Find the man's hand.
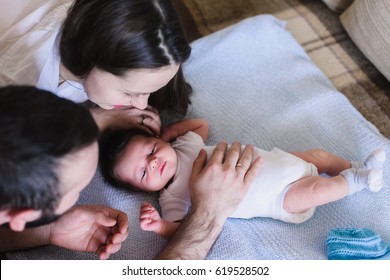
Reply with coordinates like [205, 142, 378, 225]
[49, 205, 129, 260]
[189, 141, 262, 222]
[157, 141, 262, 259]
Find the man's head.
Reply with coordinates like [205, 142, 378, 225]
[0, 86, 100, 231]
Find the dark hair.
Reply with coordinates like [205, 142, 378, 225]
[99, 128, 153, 191]
[60, 0, 192, 116]
[0, 86, 99, 213]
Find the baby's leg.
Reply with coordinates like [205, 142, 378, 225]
[283, 175, 349, 213]
[284, 167, 383, 213]
[290, 149, 350, 176]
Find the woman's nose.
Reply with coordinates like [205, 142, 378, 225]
[131, 95, 150, 110]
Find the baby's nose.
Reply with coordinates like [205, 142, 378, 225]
[148, 157, 158, 169]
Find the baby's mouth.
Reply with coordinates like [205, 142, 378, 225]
[160, 161, 167, 176]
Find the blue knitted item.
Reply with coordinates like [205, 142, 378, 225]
[327, 228, 390, 260]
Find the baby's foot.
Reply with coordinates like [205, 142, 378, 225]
[367, 168, 383, 192]
[365, 148, 386, 169]
[341, 168, 384, 195]
[351, 148, 386, 170]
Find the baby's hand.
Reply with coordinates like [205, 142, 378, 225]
[139, 202, 163, 233]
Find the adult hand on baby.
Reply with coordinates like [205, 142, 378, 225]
[189, 141, 262, 223]
[90, 105, 161, 135]
[156, 142, 262, 259]
[49, 205, 129, 260]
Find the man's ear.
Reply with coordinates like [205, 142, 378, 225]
[6, 209, 42, 232]
[0, 209, 11, 225]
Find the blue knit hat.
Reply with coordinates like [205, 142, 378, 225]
[327, 228, 390, 260]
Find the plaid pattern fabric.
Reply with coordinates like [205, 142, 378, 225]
[173, 0, 390, 138]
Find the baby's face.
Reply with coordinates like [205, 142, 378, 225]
[115, 135, 177, 192]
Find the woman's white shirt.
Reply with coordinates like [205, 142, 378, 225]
[0, 0, 88, 103]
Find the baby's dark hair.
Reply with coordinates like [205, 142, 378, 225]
[99, 128, 154, 191]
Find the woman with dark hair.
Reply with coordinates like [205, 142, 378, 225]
[0, 0, 192, 133]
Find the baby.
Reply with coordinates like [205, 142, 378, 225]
[99, 119, 386, 239]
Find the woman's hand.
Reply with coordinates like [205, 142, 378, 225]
[91, 105, 161, 135]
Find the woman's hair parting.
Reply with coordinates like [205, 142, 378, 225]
[60, 0, 192, 117]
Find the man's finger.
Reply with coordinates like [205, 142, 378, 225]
[224, 141, 241, 168]
[235, 144, 254, 175]
[191, 149, 208, 176]
[207, 141, 228, 165]
[244, 156, 262, 185]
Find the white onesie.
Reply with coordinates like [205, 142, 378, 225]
[159, 131, 318, 224]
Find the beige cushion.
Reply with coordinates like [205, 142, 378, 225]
[340, 0, 390, 81]
[322, 0, 354, 12]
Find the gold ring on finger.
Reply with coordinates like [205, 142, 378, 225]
[236, 163, 248, 172]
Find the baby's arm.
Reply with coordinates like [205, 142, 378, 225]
[139, 202, 180, 239]
[161, 119, 208, 142]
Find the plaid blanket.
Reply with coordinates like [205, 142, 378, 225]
[173, 0, 390, 139]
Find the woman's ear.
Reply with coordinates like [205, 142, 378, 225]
[7, 209, 42, 232]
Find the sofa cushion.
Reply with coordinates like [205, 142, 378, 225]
[340, 0, 390, 81]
